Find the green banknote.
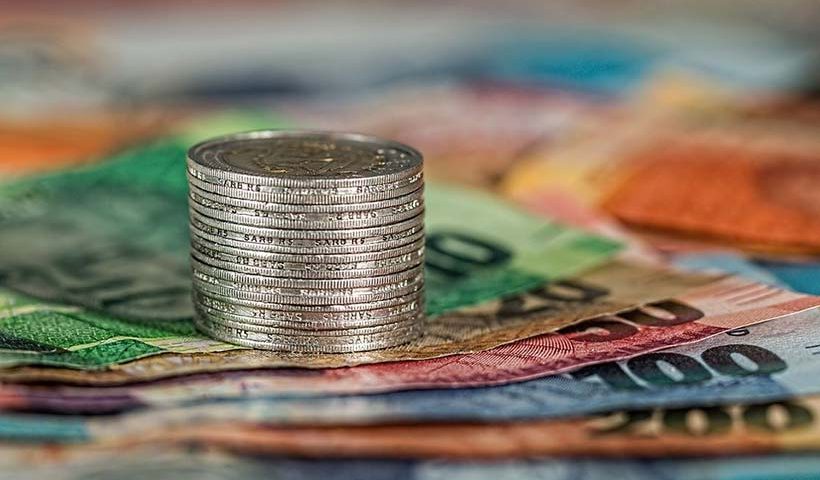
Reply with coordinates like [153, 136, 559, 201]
[0, 115, 620, 369]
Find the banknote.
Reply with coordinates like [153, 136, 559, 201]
[750, 257, 820, 295]
[0, 115, 620, 369]
[513, 188, 661, 265]
[417, 456, 820, 480]
[0, 249, 622, 372]
[4, 446, 820, 480]
[673, 252, 791, 288]
[34, 396, 820, 459]
[171, 394, 820, 459]
[601, 136, 820, 252]
[0, 115, 161, 177]
[673, 252, 820, 295]
[502, 114, 820, 252]
[5, 393, 820, 457]
[3, 304, 819, 434]
[0, 261, 712, 384]
[290, 83, 592, 188]
[1, 273, 816, 414]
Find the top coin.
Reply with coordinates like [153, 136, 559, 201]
[187, 130, 423, 187]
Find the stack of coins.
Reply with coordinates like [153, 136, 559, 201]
[186, 130, 425, 352]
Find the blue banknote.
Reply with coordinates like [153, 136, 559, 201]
[674, 252, 820, 295]
[2, 307, 818, 442]
[10, 453, 820, 480]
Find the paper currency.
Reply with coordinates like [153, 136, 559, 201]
[133, 394, 820, 459]
[4, 303, 819, 428]
[673, 252, 820, 296]
[1, 3, 819, 477]
[4, 447, 820, 480]
[2, 271, 817, 415]
[4, 391, 820, 457]
[0, 261, 708, 380]
[2, 299, 818, 445]
[602, 137, 820, 252]
[0, 118, 620, 368]
[502, 108, 820, 253]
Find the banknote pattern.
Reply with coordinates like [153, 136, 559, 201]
[139, 395, 820, 459]
[0, 124, 620, 369]
[502, 113, 820, 253]
[1, 80, 819, 480]
[0, 261, 705, 375]
[1, 273, 817, 413]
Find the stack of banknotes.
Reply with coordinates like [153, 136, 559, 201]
[1, 0, 819, 476]
[186, 131, 426, 352]
[0, 94, 819, 479]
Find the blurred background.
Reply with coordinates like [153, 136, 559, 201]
[3, 0, 818, 169]
[2, 1, 820, 478]
[4, 0, 820, 259]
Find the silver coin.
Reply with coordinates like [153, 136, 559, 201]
[190, 232, 425, 264]
[192, 288, 423, 313]
[192, 266, 423, 296]
[188, 192, 424, 230]
[189, 182, 423, 213]
[185, 130, 427, 351]
[187, 174, 423, 204]
[193, 290, 423, 328]
[196, 320, 420, 353]
[186, 130, 423, 187]
[189, 208, 423, 240]
[188, 164, 423, 195]
[190, 246, 423, 279]
[195, 307, 421, 336]
[191, 256, 423, 288]
[189, 214, 423, 252]
[193, 271, 424, 299]
[191, 236, 424, 270]
[192, 276, 423, 305]
[195, 318, 422, 346]
[195, 315, 421, 352]
[190, 222, 424, 256]
[196, 312, 417, 342]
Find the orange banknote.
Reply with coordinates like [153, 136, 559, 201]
[503, 104, 820, 252]
[160, 396, 820, 459]
[0, 114, 164, 177]
[603, 136, 820, 251]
